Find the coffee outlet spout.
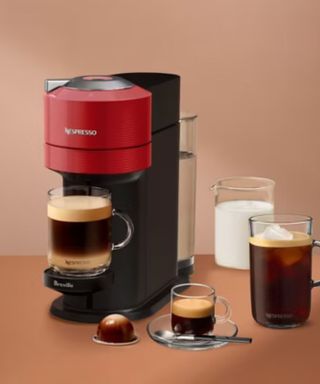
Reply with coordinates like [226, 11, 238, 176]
[43, 73, 192, 323]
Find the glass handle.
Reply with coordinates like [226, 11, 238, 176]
[215, 296, 232, 324]
[312, 240, 320, 287]
[209, 184, 217, 194]
[112, 209, 134, 251]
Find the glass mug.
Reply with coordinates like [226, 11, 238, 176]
[171, 283, 232, 335]
[47, 186, 134, 277]
[249, 214, 320, 328]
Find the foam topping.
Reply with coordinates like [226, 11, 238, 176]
[48, 195, 112, 222]
[250, 230, 312, 248]
[172, 298, 214, 318]
[256, 224, 293, 241]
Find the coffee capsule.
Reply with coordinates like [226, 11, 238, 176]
[93, 314, 139, 345]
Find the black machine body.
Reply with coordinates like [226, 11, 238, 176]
[44, 73, 192, 322]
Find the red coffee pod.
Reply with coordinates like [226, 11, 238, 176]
[94, 314, 138, 345]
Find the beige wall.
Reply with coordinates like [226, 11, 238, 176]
[1, 0, 320, 255]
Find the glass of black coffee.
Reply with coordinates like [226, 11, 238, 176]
[48, 186, 134, 277]
[171, 283, 231, 336]
[249, 214, 320, 328]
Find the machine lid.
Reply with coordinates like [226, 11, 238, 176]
[45, 75, 134, 92]
[115, 73, 180, 133]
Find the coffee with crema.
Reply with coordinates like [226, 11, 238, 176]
[171, 298, 214, 335]
[250, 232, 312, 328]
[48, 195, 112, 276]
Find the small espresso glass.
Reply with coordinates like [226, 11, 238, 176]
[249, 214, 320, 328]
[47, 186, 134, 277]
[171, 283, 231, 336]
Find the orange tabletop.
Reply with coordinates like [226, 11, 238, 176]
[1, 255, 320, 384]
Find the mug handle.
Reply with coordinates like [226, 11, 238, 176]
[112, 209, 134, 251]
[312, 240, 320, 288]
[215, 295, 232, 324]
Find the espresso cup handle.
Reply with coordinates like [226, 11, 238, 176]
[312, 240, 320, 288]
[215, 296, 232, 324]
[112, 209, 134, 251]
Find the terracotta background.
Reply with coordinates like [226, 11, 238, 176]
[1, 0, 320, 256]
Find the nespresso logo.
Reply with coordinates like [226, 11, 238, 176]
[53, 280, 74, 289]
[65, 127, 97, 136]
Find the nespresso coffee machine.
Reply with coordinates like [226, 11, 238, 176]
[43, 73, 191, 322]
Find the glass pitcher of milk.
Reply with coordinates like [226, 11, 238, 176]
[211, 177, 275, 270]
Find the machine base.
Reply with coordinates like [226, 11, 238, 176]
[49, 275, 190, 323]
[178, 256, 195, 278]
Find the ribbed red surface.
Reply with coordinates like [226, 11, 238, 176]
[45, 143, 151, 175]
[44, 81, 151, 174]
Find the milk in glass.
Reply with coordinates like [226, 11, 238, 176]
[215, 200, 274, 269]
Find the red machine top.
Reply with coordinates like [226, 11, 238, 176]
[44, 75, 152, 175]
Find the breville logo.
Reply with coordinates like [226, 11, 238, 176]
[53, 280, 74, 289]
[65, 127, 97, 136]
